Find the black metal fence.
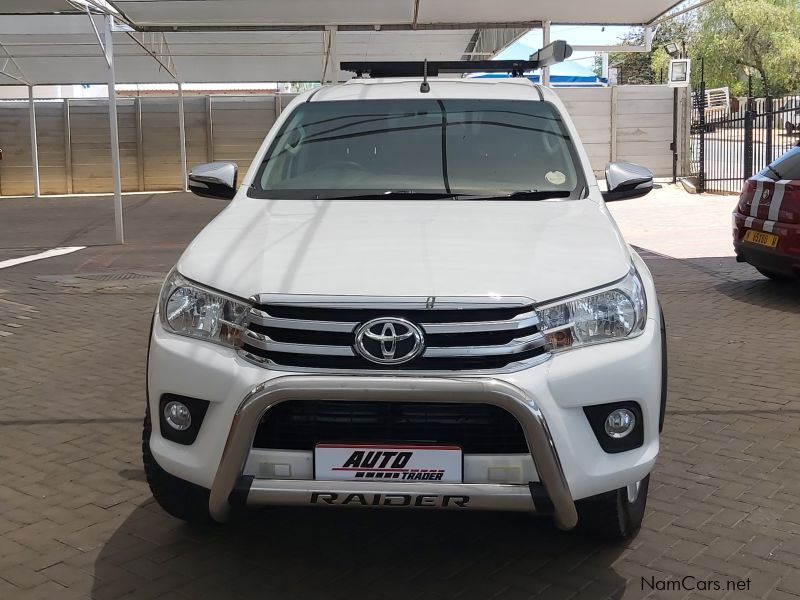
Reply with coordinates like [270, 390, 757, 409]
[692, 71, 800, 194]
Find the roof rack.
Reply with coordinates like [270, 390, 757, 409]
[341, 40, 573, 79]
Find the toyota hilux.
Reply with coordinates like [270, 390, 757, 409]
[144, 50, 666, 541]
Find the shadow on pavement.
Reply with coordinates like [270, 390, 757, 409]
[0, 192, 224, 250]
[91, 502, 629, 599]
[714, 277, 800, 313]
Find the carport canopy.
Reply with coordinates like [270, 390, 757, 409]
[0, 0, 684, 85]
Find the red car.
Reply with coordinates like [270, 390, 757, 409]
[734, 146, 800, 281]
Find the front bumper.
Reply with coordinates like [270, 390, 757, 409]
[734, 241, 800, 277]
[733, 211, 800, 277]
[210, 375, 578, 529]
[148, 317, 661, 525]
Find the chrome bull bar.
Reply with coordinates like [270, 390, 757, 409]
[209, 375, 578, 530]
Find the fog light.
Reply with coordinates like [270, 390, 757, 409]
[164, 400, 192, 431]
[604, 408, 636, 439]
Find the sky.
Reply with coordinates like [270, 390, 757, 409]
[495, 24, 636, 66]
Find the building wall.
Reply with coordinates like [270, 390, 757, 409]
[0, 87, 686, 197]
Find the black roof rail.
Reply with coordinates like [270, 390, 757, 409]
[341, 40, 573, 79]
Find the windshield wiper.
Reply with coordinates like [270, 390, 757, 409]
[466, 190, 572, 201]
[323, 190, 462, 200]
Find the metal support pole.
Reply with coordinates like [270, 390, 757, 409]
[323, 25, 338, 83]
[541, 21, 551, 87]
[134, 97, 145, 191]
[178, 82, 188, 191]
[610, 86, 618, 162]
[743, 75, 754, 181]
[64, 99, 73, 194]
[206, 96, 214, 162]
[765, 95, 773, 166]
[28, 86, 40, 198]
[104, 14, 124, 244]
[601, 53, 609, 83]
[672, 87, 678, 183]
[698, 58, 706, 194]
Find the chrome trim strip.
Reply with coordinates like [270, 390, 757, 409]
[249, 309, 357, 333]
[243, 331, 354, 356]
[253, 294, 534, 310]
[249, 309, 538, 335]
[246, 480, 536, 511]
[237, 349, 551, 375]
[422, 313, 539, 334]
[424, 333, 546, 358]
[208, 376, 577, 530]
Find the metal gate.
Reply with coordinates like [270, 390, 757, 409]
[692, 72, 800, 194]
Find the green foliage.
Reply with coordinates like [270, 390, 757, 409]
[607, 18, 694, 85]
[693, 0, 800, 96]
[604, 1, 800, 96]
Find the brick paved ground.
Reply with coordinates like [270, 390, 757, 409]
[0, 191, 798, 600]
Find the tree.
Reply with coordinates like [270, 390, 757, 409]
[602, 18, 694, 85]
[692, 0, 800, 96]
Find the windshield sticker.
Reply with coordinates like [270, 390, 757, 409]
[545, 171, 567, 185]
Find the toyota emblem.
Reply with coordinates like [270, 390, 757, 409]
[354, 317, 425, 365]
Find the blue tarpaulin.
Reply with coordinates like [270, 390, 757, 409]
[469, 60, 607, 87]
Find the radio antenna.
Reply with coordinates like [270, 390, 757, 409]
[420, 59, 430, 93]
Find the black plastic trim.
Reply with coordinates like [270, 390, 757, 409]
[229, 475, 254, 507]
[529, 482, 554, 514]
[734, 241, 800, 277]
[158, 394, 210, 446]
[583, 401, 644, 454]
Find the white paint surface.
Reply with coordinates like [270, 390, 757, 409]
[0, 246, 86, 270]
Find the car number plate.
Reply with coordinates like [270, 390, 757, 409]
[314, 443, 462, 483]
[744, 229, 779, 248]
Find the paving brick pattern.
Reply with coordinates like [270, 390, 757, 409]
[0, 194, 799, 599]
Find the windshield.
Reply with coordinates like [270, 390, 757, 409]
[249, 99, 584, 200]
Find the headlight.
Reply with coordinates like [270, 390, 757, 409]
[536, 267, 647, 352]
[158, 269, 250, 348]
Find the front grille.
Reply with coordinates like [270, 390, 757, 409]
[253, 401, 529, 454]
[240, 296, 549, 372]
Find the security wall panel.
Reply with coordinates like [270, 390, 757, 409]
[209, 97, 276, 174]
[557, 88, 613, 174]
[140, 98, 183, 191]
[615, 86, 682, 176]
[0, 103, 35, 196]
[68, 100, 138, 193]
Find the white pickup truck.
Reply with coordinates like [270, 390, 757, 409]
[144, 52, 666, 541]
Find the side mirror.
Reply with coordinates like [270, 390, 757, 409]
[602, 162, 653, 202]
[188, 162, 238, 200]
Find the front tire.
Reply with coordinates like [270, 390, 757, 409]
[142, 409, 212, 523]
[575, 475, 650, 541]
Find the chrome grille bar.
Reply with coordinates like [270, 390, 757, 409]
[241, 295, 549, 373]
[249, 308, 357, 333]
[421, 312, 539, 334]
[424, 333, 547, 357]
[244, 330, 355, 356]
